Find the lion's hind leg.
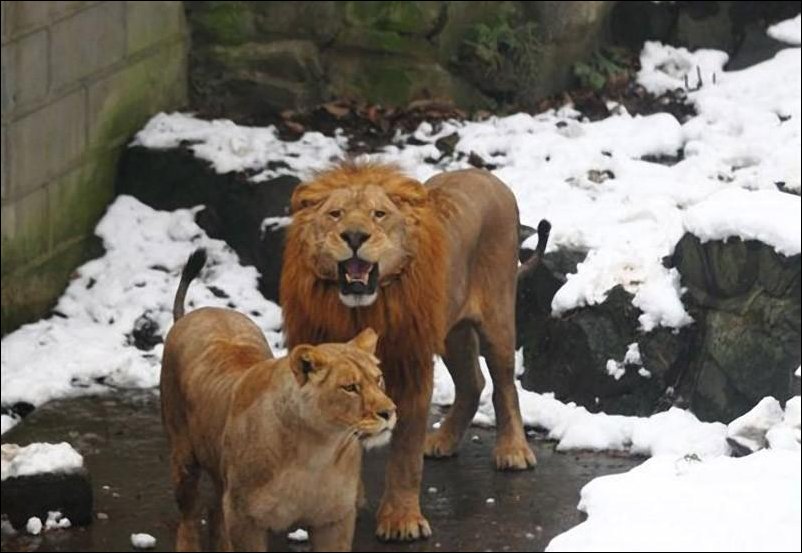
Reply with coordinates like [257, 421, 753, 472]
[170, 445, 203, 551]
[424, 322, 484, 458]
[479, 322, 536, 471]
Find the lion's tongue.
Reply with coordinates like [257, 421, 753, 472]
[345, 259, 372, 283]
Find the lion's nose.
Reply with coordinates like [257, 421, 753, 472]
[377, 409, 394, 421]
[341, 231, 370, 251]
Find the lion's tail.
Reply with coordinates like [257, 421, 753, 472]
[517, 219, 551, 279]
[173, 248, 207, 321]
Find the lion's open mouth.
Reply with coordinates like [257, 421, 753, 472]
[337, 258, 378, 306]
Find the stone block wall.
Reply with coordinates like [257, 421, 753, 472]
[1, 1, 188, 334]
[185, 1, 614, 118]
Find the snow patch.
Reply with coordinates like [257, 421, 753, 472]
[1, 442, 83, 481]
[287, 529, 309, 542]
[768, 14, 802, 45]
[131, 533, 157, 549]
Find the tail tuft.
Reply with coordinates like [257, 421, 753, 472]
[518, 219, 551, 279]
[173, 248, 207, 321]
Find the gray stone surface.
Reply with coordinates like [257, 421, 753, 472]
[125, 0, 185, 55]
[2, 0, 188, 335]
[6, 30, 49, 107]
[8, 89, 86, 195]
[50, 1, 126, 89]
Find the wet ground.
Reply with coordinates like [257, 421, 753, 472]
[1, 391, 640, 552]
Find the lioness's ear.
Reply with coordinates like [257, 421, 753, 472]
[289, 345, 316, 386]
[290, 183, 329, 213]
[349, 328, 378, 354]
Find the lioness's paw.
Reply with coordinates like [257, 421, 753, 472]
[493, 442, 537, 470]
[424, 432, 459, 458]
[376, 509, 432, 542]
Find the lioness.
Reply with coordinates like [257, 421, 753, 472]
[161, 248, 396, 552]
[281, 162, 550, 541]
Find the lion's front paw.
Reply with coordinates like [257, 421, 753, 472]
[424, 431, 459, 458]
[494, 441, 537, 470]
[376, 504, 432, 542]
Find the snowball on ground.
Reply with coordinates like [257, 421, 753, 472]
[131, 533, 157, 549]
[287, 529, 309, 542]
[26, 517, 42, 536]
[546, 449, 802, 552]
[768, 14, 802, 45]
[44, 511, 71, 530]
[1, 442, 83, 481]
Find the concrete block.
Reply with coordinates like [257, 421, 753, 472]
[51, 2, 125, 90]
[7, 29, 49, 108]
[8, 89, 86, 196]
[87, 42, 186, 147]
[1, 186, 49, 275]
[126, 0, 185, 55]
[49, 156, 115, 245]
[6, 1, 50, 37]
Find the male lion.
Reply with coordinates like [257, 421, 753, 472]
[161, 249, 396, 552]
[281, 162, 550, 541]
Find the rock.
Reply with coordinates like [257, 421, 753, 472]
[518, 232, 800, 421]
[726, 396, 784, 454]
[250, 2, 344, 45]
[117, 146, 301, 302]
[672, 233, 800, 422]
[1, 470, 93, 529]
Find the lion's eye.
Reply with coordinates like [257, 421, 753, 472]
[342, 383, 359, 393]
[329, 209, 343, 220]
[373, 210, 386, 220]
[377, 376, 385, 390]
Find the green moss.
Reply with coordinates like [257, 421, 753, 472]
[336, 27, 434, 58]
[1, 236, 102, 335]
[191, 1, 255, 46]
[572, 47, 630, 91]
[344, 1, 441, 35]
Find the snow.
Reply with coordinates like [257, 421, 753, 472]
[768, 14, 801, 45]
[260, 216, 293, 237]
[546, 449, 802, 552]
[44, 511, 71, 530]
[287, 528, 309, 542]
[623, 343, 641, 366]
[727, 396, 785, 452]
[26, 517, 42, 536]
[1, 442, 83, 481]
[131, 533, 157, 549]
[605, 359, 626, 381]
[434, 354, 731, 458]
[132, 112, 347, 179]
[1, 415, 19, 435]
[1, 196, 283, 414]
[684, 188, 801, 255]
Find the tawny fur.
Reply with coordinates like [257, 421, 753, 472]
[161, 252, 395, 552]
[280, 162, 537, 542]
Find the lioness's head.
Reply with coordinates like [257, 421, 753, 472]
[289, 162, 428, 308]
[289, 328, 396, 449]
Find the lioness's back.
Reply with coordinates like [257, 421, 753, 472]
[161, 307, 273, 472]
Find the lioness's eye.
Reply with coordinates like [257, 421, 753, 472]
[329, 209, 343, 220]
[342, 383, 359, 393]
[373, 210, 386, 220]
[377, 376, 385, 390]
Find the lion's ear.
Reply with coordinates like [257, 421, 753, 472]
[387, 178, 428, 208]
[290, 183, 329, 213]
[349, 327, 378, 355]
[289, 345, 317, 386]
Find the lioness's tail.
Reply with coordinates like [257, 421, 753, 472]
[173, 248, 207, 321]
[517, 219, 551, 279]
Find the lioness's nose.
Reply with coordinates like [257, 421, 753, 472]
[377, 409, 394, 421]
[341, 231, 370, 251]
